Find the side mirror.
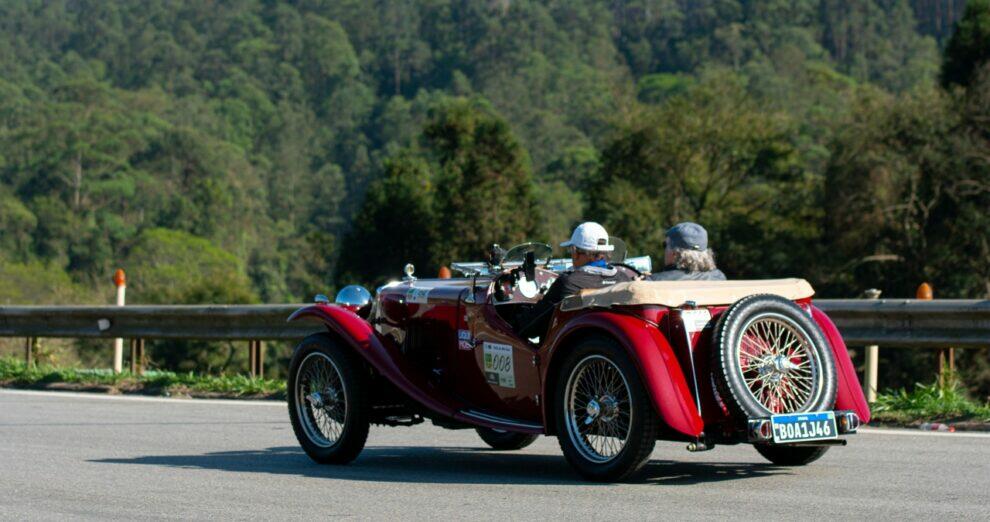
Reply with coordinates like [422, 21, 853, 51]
[523, 251, 536, 282]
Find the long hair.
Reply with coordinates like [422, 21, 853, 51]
[672, 248, 718, 272]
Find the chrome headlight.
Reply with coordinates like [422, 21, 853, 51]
[334, 285, 372, 307]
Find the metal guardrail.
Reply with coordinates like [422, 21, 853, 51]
[0, 304, 321, 341]
[815, 299, 990, 348]
[0, 304, 324, 378]
[2, 299, 988, 381]
[2, 300, 989, 346]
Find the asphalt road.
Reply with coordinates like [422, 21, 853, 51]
[1, 389, 988, 520]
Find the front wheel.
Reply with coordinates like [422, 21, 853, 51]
[554, 336, 658, 482]
[476, 428, 538, 450]
[755, 444, 830, 466]
[287, 334, 370, 464]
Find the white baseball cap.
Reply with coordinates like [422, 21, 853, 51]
[560, 222, 614, 252]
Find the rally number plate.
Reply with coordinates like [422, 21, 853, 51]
[771, 411, 838, 443]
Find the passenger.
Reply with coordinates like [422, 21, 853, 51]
[515, 222, 632, 340]
[650, 222, 727, 281]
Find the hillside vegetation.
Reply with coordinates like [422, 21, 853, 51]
[1, 0, 988, 392]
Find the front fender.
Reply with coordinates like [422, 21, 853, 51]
[811, 306, 871, 423]
[288, 304, 462, 418]
[542, 311, 704, 437]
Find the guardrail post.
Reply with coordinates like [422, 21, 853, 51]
[24, 337, 35, 368]
[129, 339, 145, 375]
[864, 345, 879, 403]
[916, 282, 952, 386]
[861, 289, 881, 403]
[113, 269, 126, 374]
[249, 340, 264, 379]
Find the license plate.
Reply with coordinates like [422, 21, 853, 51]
[771, 411, 838, 443]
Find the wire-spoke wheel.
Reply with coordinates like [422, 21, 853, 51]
[565, 355, 632, 463]
[288, 334, 369, 464]
[713, 295, 837, 421]
[297, 352, 347, 447]
[555, 336, 657, 482]
[712, 296, 837, 467]
[737, 314, 821, 414]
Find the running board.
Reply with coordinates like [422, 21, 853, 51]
[457, 409, 544, 433]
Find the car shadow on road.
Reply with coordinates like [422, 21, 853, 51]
[90, 445, 790, 486]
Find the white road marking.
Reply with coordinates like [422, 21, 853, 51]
[0, 388, 284, 406]
[859, 426, 990, 439]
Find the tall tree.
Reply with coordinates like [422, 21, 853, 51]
[941, 0, 990, 88]
[823, 87, 968, 297]
[591, 71, 814, 277]
[337, 154, 437, 286]
[425, 98, 539, 265]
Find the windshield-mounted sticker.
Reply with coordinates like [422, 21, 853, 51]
[483, 342, 515, 388]
[406, 287, 430, 304]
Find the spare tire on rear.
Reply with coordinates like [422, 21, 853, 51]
[711, 295, 837, 420]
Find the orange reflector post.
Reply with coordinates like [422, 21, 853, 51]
[916, 282, 932, 300]
[113, 268, 126, 287]
[438, 266, 452, 279]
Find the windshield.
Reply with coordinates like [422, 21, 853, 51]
[609, 236, 628, 263]
[504, 242, 553, 264]
[450, 240, 650, 277]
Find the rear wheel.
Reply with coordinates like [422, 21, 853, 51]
[288, 334, 370, 464]
[476, 428, 538, 450]
[755, 445, 829, 466]
[554, 336, 658, 482]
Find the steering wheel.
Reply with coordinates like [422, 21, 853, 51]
[613, 262, 644, 279]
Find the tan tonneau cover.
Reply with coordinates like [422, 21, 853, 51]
[559, 278, 814, 311]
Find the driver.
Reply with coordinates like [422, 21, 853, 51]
[515, 222, 632, 340]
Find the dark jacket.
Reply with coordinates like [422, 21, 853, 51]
[649, 264, 727, 281]
[515, 264, 633, 340]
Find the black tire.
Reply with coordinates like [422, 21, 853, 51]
[554, 335, 658, 482]
[476, 428, 539, 450]
[711, 295, 837, 420]
[287, 333, 370, 464]
[755, 444, 830, 466]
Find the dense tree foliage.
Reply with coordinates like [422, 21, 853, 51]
[941, 0, 990, 87]
[1, 1, 988, 391]
[592, 73, 820, 280]
[0, 0, 969, 300]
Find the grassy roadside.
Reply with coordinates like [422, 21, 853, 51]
[0, 357, 285, 400]
[3, 357, 989, 430]
[870, 375, 990, 430]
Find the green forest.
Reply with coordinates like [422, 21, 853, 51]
[1, 1, 988, 388]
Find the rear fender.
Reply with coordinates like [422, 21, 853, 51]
[810, 305, 871, 423]
[542, 311, 704, 437]
[288, 304, 462, 417]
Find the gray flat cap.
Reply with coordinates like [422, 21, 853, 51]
[665, 222, 708, 251]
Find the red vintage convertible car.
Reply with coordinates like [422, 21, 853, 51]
[286, 243, 870, 481]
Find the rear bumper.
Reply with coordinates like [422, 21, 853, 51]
[747, 410, 861, 443]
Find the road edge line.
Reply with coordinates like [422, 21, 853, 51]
[0, 387, 285, 406]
